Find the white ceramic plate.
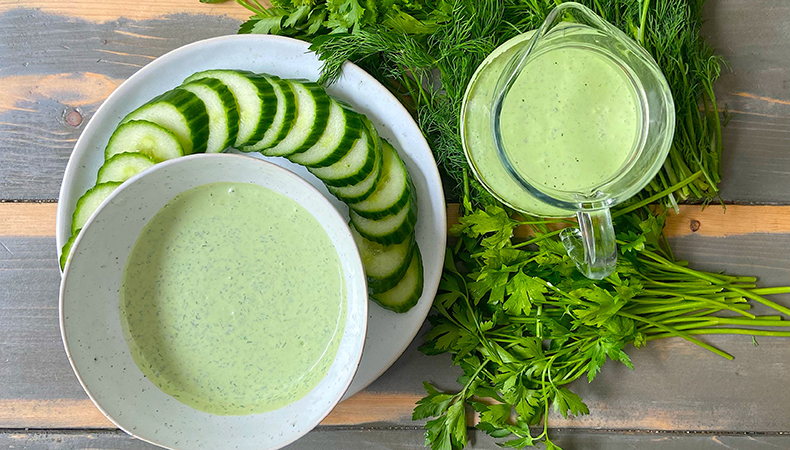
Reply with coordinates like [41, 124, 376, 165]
[56, 34, 446, 398]
[61, 154, 368, 450]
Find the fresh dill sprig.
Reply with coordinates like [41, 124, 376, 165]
[226, 0, 726, 207]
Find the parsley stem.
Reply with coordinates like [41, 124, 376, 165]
[639, 250, 790, 316]
[625, 300, 751, 316]
[613, 171, 703, 218]
[511, 229, 565, 249]
[644, 307, 723, 324]
[729, 287, 790, 316]
[660, 315, 785, 325]
[635, 290, 755, 318]
[647, 329, 790, 340]
[515, 218, 573, 226]
[618, 312, 733, 360]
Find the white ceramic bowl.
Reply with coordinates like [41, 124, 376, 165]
[59, 154, 368, 450]
[56, 35, 446, 398]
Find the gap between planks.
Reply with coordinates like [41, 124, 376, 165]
[0, 203, 787, 238]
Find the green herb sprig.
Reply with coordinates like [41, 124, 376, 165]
[215, 0, 726, 208]
[415, 183, 789, 449]
[194, 1, 790, 449]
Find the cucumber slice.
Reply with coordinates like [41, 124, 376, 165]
[239, 76, 297, 151]
[350, 139, 412, 219]
[59, 230, 79, 270]
[184, 70, 279, 147]
[121, 89, 209, 154]
[288, 100, 363, 167]
[104, 120, 184, 162]
[257, 81, 330, 157]
[370, 246, 424, 313]
[179, 78, 239, 153]
[309, 118, 379, 187]
[350, 192, 417, 245]
[71, 182, 121, 234]
[97, 153, 156, 184]
[326, 138, 382, 204]
[352, 225, 416, 294]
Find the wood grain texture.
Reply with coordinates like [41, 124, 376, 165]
[0, 0, 788, 201]
[446, 204, 790, 239]
[0, 203, 57, 236]
[0, 0, 788, 445]
[660, 205, 790, 237]
[703, 0, 790, 203]
[2, 203, 787, 238]
[0, 393, 425, 429]
[1, 234, 787, 431]
[0, 0, 251, 22]
[0, 9, 240, 199]
[1, 429, 788, 450]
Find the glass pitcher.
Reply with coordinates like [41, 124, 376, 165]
[484, 2, 674, 279]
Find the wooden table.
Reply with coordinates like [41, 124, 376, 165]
[1, 1, 788, 448]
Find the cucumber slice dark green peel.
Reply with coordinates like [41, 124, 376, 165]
[350, 190, 417, 246]
[104, 120, 184, 162]
[97, 152, 157, 184]
[180, 77, 240, 152]
[121, 89, 209, 154]
[370, 245, 424, 313]
[350, 139, 413, 220]
[326, 139, 383, 204]
[59, 230, 80, 271]
[352, 224, 416, 295]
[240, 76, 297, 151]
[288, 102, 364, 168]
[261, 81, 331, 157]
[183, 70, 279, 148]
[70, 182, 122, 235]
[311, 118, 380, 187]
[238, 73, 279, 146]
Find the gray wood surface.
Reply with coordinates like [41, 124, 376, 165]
[704, 0, 790, 204]
[0, 0, 788, 448]
[0, 0, 788, 201]
[1, 235, 788, 432]
[0, 429, 787, 450]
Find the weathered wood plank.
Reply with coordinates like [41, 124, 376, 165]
[445, 204, 790, 239]
[0, 203, 57, 236]
[702, 0, 790, 203]
[1, 234, 787, 431]
[0, 0, 251, 22]
[0, 0, 788, 201]
[1, 428, 788, 450]
[2, 203, 789, 238]
[0, 8, 241, 200]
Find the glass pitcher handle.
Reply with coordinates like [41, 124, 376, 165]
[559, 208, 617, 280]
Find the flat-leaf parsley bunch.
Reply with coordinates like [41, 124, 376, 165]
[416, 183, 789, 449]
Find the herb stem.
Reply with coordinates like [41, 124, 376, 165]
[512, 229, 565, 249]
[647, 329, 790, 340]
[618, 312, 733, 360]
[613, 171, 703, 218]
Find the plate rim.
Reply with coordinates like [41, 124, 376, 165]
[55, 33, 446, 405]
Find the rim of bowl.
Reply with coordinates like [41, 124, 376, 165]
[55, 32, 446, 402]
[59, 152, 369, 450]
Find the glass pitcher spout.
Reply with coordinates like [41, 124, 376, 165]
[484, 1, 674, 280]
[560, 207, 617, 280]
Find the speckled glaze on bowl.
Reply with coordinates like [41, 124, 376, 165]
[56, 34, 446, 400]
[59, 154, 368, 450]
